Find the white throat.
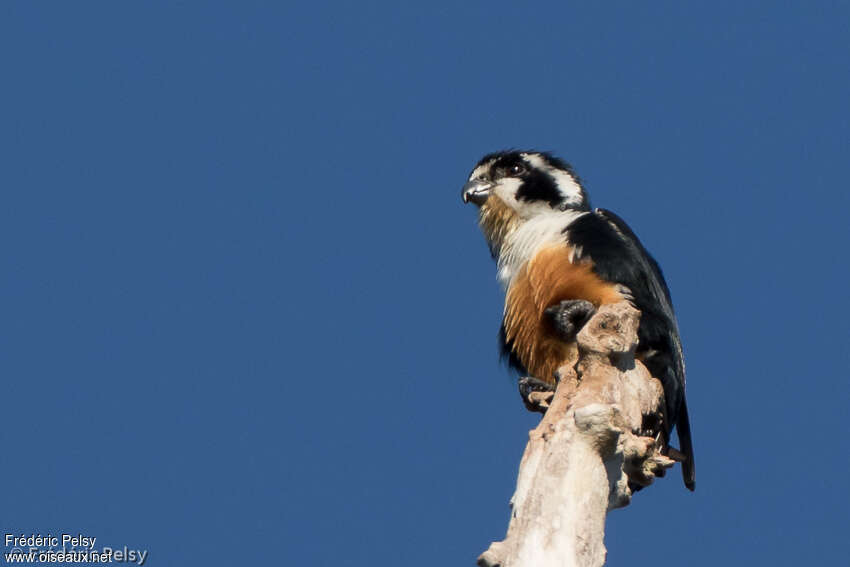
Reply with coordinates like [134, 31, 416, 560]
[497, 210, 588, 288]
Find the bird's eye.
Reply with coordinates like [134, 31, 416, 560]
[509, 164, 526, 176]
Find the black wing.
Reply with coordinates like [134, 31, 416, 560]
[568, 208, 695, 490]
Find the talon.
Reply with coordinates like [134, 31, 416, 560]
[545, 299, 596, 340]
[518, 376, 555, 414]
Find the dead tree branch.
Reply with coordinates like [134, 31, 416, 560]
[478, 302, 674, 567]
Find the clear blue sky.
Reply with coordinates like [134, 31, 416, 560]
[2, 2, 849, 565]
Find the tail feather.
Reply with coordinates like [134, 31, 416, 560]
[676, 397, 695, 491]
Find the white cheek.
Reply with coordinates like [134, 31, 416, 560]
[493, 178, 523, 206]
[494, 178, 554, 218]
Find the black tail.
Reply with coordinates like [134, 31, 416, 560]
[676, 397, 696, 491]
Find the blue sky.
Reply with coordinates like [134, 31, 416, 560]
[2, 2, 849, 565]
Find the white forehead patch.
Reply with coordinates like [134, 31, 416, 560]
[469, 160, 496, 180]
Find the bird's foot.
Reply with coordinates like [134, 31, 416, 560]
[545, 299, 597, 340]
[518, 376, 556, 414]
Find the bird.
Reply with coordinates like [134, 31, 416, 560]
[461, 150, 695, 490]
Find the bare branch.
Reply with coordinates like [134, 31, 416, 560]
[478, 302, 673, 567]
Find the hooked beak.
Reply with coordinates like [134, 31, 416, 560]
[461, 178, 493, 206]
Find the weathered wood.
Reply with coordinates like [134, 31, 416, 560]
[478, 302, 674, 567]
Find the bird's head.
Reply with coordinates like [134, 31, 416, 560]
[461, 150, 589, 217]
